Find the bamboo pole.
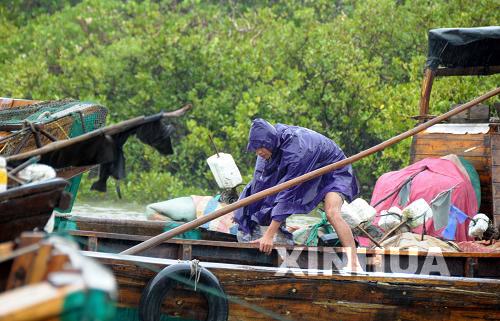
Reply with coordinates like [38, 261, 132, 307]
[6, 104, 192, 163]
[121, 87, 499, 255]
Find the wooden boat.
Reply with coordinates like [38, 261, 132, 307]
[0, 97, 109, 213]
[84, 250, 500, 321]
[0, 98, 188, 205]
[4, 103, 191, 194]
[0, 178, 71, 242]
[0, 232, 116, 321]
[0, 97, 108, 180]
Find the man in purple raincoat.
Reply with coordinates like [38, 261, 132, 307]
[234, 118, 361, 270]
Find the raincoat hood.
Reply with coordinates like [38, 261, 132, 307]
[246, 118, 278, 152]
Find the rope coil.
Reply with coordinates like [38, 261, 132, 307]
[190, 259, 202, 291]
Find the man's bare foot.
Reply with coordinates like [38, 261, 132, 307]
[343, 259, 364, 273]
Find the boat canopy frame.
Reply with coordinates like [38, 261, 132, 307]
[418, 27, 500, 121]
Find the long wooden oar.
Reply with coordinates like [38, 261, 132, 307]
[121, 87, 499, 255]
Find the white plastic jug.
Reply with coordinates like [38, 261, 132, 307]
[468, 213, 489, 239]
[350, 198, 377, 223]
[379, 206, 403, 231]
[402, 199, 433, 228]
[207, 153, 243, 189]
[340, 198, 376, 228]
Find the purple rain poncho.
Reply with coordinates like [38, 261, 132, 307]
[234, 119, 359, 234]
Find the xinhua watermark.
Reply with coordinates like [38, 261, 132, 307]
[273, 247, 451, 276]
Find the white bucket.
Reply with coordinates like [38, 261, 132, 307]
[207, 153, 243, 189]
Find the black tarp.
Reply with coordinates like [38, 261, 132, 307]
[426, 27, 500, 70]
[36, 112, 174, 192]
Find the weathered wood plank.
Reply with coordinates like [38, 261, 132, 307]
[45, 254, 69, 277]
[492, 134, 500, 223]
[414, 132, 488, 142]
[411, 154, 490, 178]
[493, 149, 500, 166]
[494, 183, 500, 203]
[69, 231, 500, 279]
[70, 230, 500, 258]
[27, 244, 53, 284]
[494, 215, 500, 227]
[5, 235, 43, 290]
[493, 165, 500, 183]
[495, 199, 500, 215]
[492, 133, 500, 150]
[412, 142, 489, 157]
[87, 252, 500, 321]
[0, 179, 69, 243]
[0, 282, 76, 321]
[493, 183, 500, 219]
[60, 215, 237, 242]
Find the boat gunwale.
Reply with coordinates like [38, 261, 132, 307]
[82, 250, 500, 287]
[70, 230, 500, 258]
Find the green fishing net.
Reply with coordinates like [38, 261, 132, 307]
[0, 99, 108, 211]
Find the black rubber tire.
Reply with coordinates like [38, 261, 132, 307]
[139, 263, 229, 321]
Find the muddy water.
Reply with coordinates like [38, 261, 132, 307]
[67, 200, 149, 220]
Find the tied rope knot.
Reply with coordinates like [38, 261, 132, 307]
[189, 259, 202, 291]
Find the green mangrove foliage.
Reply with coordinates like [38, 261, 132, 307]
[1, 0, 498, 203]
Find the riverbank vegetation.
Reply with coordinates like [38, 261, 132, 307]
[1, 0, 498, 204]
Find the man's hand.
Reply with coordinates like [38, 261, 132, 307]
[251, 235, 274, 254]
[250, 220, 281, 255]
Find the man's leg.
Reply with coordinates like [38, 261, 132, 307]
[324, 192, 362, 271]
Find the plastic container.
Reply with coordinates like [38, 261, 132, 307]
[0, 157, 6, 192]
[207, 153, 243, 189]
[340, 198, 376, 228]
[402, 199, 433, 228]
[350, 198, 377, 223]
[379, 206, 403, 231]
[340, 202, 362, 228]
[468, 213, 489, 239]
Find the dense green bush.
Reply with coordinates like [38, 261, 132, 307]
[1, 0, 498, 204]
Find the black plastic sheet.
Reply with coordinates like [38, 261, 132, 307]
[426, 27, 500, 69]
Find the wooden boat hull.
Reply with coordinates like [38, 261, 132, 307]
[55, 215, 237, 242]
[85, 251, 500, 321]
[0, 178, 70, 242]
[70, 230, 500, 279]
